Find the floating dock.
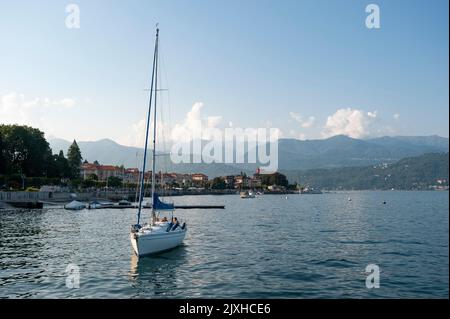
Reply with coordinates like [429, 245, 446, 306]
[87, 204, 225, 210]
[174, 205, 225, 209]
[4, 201, 44, 209]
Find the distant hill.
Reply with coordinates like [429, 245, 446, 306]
[49, 135, 449, 177]
[277, 135, 448, 170]
[368, 135, 449, 155]
[283, 152, 449, 190]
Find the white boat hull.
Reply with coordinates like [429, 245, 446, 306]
[130, 228, 186, 256]
[64, 200, 86, 210]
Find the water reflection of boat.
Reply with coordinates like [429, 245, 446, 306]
[128, 246, 187, 294]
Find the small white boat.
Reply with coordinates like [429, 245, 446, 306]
[301, 187, 323, 194]
[88, 201, 103, 209]
[88, 200, 111, 209]
[118, 199, 132, 206]
[64, 200, 86, 210]
[240, 190, 255, 199]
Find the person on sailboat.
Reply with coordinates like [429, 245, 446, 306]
[172, 217, 180, 231]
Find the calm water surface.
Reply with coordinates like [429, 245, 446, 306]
[0, 191, 448, 298]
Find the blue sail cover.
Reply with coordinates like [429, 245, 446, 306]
[153, 193, 174, 210]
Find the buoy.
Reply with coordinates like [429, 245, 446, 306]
[348, 197, 352, 201]
[382, 201, 386, 204]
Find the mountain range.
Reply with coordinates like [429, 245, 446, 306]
[49, 135, 449, 177]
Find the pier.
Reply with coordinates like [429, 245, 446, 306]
[174, 205, 225, 209]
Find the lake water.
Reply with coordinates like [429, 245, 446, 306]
[0, 191, 448, 298]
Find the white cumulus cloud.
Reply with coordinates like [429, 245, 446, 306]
[0, 92, 76, 131]
[289, 112, 316, 128]
[121, 102, 284, 147]
[171, 102, 223, 142]
[118, 117, 173, 148]
[322, 108, 379, 139]
[367, 110, 378, 118]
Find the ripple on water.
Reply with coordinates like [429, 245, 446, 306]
[0, 191, 448, 298]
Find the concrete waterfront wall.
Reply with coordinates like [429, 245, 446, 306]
[0, 191, 72, 202]
[0, 191, 130, 203]
[1, 191, 51, 201]
[1, 189, 293, 204]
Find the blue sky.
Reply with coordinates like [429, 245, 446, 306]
[0, 0, 448, 146]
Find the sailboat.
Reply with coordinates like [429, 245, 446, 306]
[130, 26, 187, 256]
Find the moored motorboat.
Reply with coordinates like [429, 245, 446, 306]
[240, 190, 255, 198]
[118, 199, 132, 206]
[88, 201, 103, 209]
[64, 200, 86, 210]
[300, 187, 323, 194]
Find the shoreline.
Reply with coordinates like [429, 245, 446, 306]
[1, 188, 447, 203]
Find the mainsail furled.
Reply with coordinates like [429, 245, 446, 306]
[152, 193, 174, 211]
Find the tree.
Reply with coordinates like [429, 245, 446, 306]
[0, 132, 6, 174]
[261, 172, 288, 187]
[81, 179, 95, 188]
[67, 140, 82, 179]
[107, 176, 122, 187]
[47, 150, 71, 178]
[87, 173, 98, 181]
[0, 124, 52, 176]
[210, 177, 226, 189]
[57, 150, 71, 178]
[93, 160, 100, 165]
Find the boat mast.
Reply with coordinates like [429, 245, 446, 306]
[150, 26, 159, 225]
[136, 26, 159, 226]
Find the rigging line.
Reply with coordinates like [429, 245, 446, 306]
[136, 27, 158, 226]
[160, 41, 173, 155]
[158, 55, 166, 192]
[160, 61, 171, 193]
[159, 40, 174, 203]
[134, 151, 140, 204]
[158, 38, 173, 202]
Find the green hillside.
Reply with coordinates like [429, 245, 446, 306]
[284, 153, 449, 190]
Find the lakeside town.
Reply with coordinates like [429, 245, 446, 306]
[78, 161, 294, 192]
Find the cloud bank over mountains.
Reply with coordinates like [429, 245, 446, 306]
[1, 92, 408, 147]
